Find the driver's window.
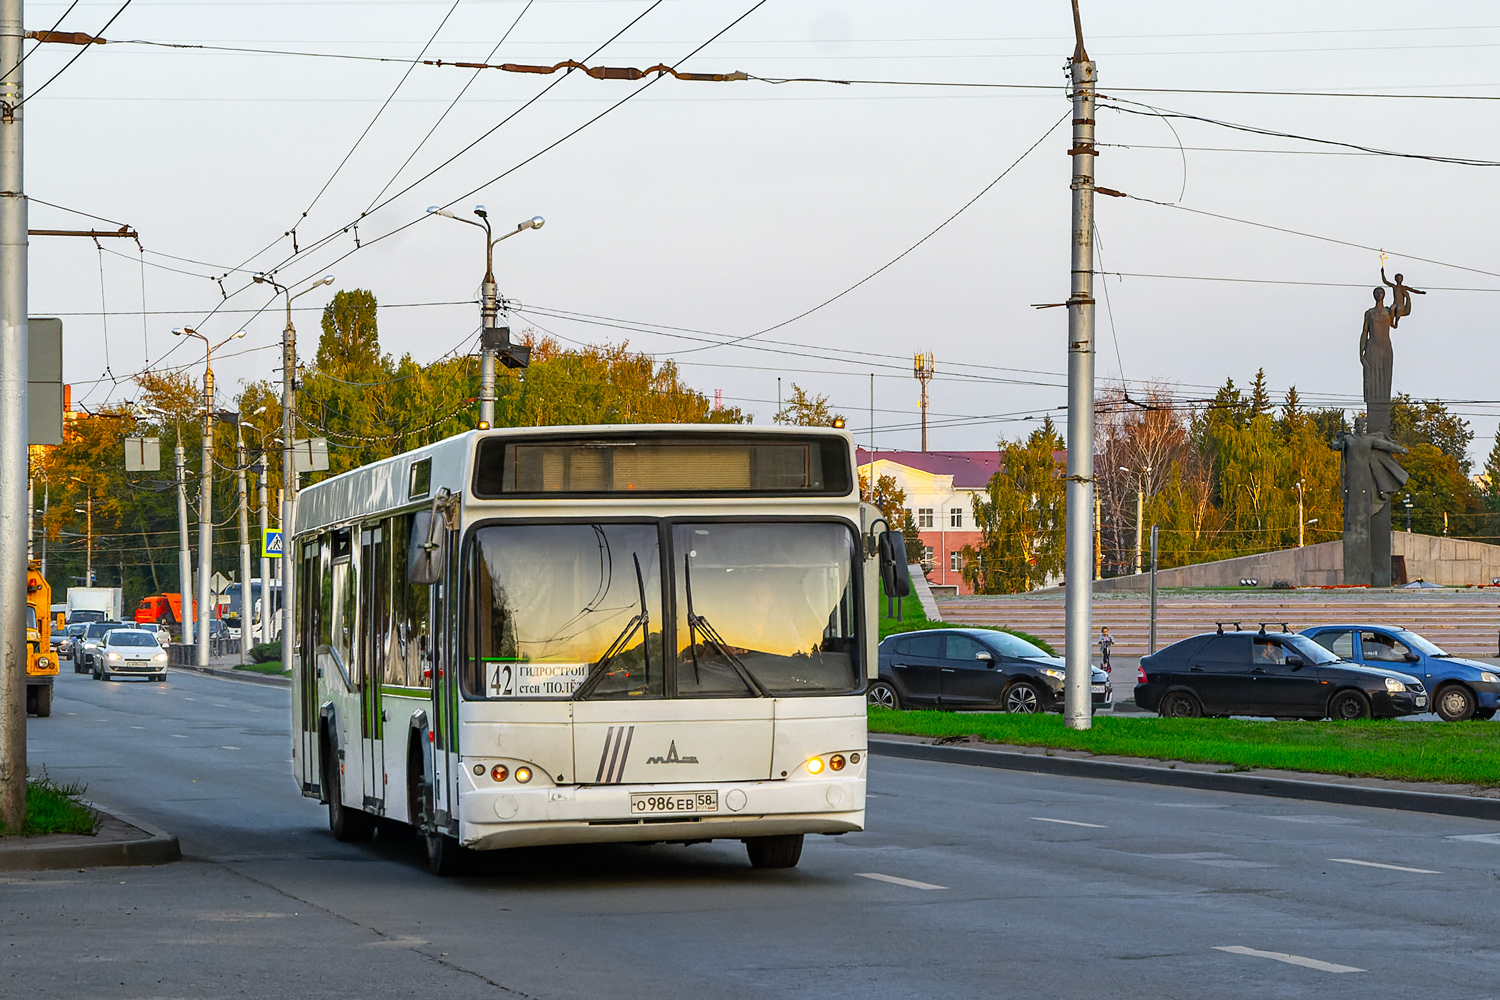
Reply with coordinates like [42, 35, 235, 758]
[1252, 638, 1288, 665]
[1360, 631, 1409, 662]
[1313, 630, 1354, 658]
[945, 634, 987, 662]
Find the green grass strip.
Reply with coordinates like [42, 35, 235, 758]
[233, 661, 287, 676]
[3, 773, 99, 837]
[869, 708, 1500, 788]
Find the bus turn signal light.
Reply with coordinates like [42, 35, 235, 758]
[829, 754, 846, 771]
[490, 764, 508, 782]
[806, 757, 824, 775]
[514, 766, 532, 784]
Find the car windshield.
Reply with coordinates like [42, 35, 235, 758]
[108, 632, 158, 648]
[67, 624, 86, 636]
[84, 623, 117, 639]
[1282, 635, 1341, 665]
[1396, 630, 1448, 657]
[981, 630, 1052, 659]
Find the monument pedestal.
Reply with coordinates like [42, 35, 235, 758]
[1371, 507, 1392, 587]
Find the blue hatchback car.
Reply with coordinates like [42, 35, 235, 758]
[1301, 625, 1500, 722]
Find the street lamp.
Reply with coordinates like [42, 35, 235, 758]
[1296, 479, 1306, 548]
[1119, 464, 1152, 574]
[426, 205, 544, 428]
[250, 272, 335, 661]
[1403, 497, 1414, 533]
[247, 404, 275, 646]
[172, 327, 246, 665]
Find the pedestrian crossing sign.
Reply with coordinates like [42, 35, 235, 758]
[262, 529, 284, 560]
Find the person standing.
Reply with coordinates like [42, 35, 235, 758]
[1098, 626, 1113, 672]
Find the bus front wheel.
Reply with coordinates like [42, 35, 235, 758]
[745, 834, 804, 869]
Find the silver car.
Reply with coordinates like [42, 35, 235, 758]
[93, 629, 169, 682]
[76, 620, 129, 674]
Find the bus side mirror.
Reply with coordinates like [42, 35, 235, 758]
[879, 530, 912, 599]
[408, 511, 446, 585]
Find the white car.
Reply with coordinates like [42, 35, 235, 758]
[93, 629, 169, 682]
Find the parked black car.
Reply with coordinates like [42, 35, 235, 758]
[1134, 628, 1428, 720]
[871, 628, 1112, 713]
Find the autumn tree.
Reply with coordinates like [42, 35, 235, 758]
[774, 383, 846, 427]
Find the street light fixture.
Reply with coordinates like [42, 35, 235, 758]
[250, 272, 336, 659]
[426, 205, 545, 427]
[172, 327, 246, 666]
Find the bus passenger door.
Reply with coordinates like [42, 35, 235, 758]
[296, 540, 322, 795]
[360, 525, 387, 813]
[429, 528, 461, 834]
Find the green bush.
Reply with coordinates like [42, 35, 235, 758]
[250, 641, 282, 664]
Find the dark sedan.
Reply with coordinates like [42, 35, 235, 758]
[1135, 629, 1427, 720]
[1302, 625, 1500, 722]
[871, 628, 1112, 713]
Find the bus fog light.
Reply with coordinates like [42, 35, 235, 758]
[514, 766, 532, 784]
[491, 764, 509, 782]
[806, 757, 824, 775]
[850, 752, 861, 764]
[472, 764, 485, 776]
[829, 754, 846, 771]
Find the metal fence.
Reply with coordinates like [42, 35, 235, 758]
[168, 637, 242, 666]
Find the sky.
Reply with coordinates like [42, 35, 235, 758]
[22, 0, 1500, 465]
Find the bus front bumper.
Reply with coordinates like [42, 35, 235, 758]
[457, 775, 866, 851]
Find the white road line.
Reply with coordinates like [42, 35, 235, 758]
[1031, 817, 1106, 828]
[1448, 832, 1500, 845]
[1214, 946, 1364, 974]
[855, 872, 947, 891]
[221, 746, 241, 751]
[1329, 858, 1440, 874]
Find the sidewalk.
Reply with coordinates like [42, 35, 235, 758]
[0, 807, 180, 872]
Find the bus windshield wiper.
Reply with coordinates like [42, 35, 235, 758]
[683, 553, 768, 698]
[574, 553, 650, 700]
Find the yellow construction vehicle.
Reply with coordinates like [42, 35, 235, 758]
[27, 561, 56, 717]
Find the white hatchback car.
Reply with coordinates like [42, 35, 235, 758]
[94, 628, 169, 682]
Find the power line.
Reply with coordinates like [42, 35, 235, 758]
[19, 0, 133, 108]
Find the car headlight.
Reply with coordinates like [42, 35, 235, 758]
[1384, 677, 1407, 693]
[1481, 672, 1500, 684]
[1040, 668, 1066, 681]
[154, 653, 168, 662]
[106, 651, 122, 660]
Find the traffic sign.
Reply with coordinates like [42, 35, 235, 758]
[262, 529, 283, 560]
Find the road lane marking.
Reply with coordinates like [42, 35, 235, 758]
[856, 872, 947, 890]
[1031, 817, 1106, 828]
[1214, 946, 1364, 974]
[1329, 858, 1440, 874]
[1448, 832, 1500, 845]
[221, 746, 241, 751]
[171, 734, 187, 739]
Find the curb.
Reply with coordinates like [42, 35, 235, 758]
[0, 806, 182, 872]
[172, 662, 291, 687]
[869, 738, 1500, 821]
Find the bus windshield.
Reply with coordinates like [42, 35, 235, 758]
[463, 520, 861, 700]
[673, 522, 859, 697]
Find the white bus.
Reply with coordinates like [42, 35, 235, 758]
[290, 424, 901, 874]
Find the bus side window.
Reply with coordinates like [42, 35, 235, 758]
[389, 512, 432, 688]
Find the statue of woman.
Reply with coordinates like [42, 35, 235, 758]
[1360, 287, 1395, 414]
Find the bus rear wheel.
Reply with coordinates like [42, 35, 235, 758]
[745, 834, 803, 869]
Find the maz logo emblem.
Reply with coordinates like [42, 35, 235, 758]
[646, 740, 699, 765]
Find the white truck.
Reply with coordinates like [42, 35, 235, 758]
[66, 587, 123, 624]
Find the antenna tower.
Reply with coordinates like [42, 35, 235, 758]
[913, 353, 934, 452]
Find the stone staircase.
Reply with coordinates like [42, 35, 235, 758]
[937, 590, 1500, 658]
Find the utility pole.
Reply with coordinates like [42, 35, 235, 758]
[1093, 494, 1101, 580]
[1297, 479, 1306, 547]
[197, 365, 213, 666]
[84, 491, 91, 585]
[1149, 524, 1159, 654]
[913, 353, 934, 452]
[0, 0, 29, 831]
[1135, 486, 1144, 574]
[176, 440, 192, 643]
[1063, 1, 1097, 731]
[235, 415, 251, 666]
[38, 476, 46, 580]
[257, 456, 270, 646]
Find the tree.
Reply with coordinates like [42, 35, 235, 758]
[962, 420, 1065, 593]
[1392, 443, 1481, 536]
[859, 471, 922, 565]
[1483, 437, 1500, 512]
[315, 289, 383, 373]
[1390, 394, 1473, 474]
[774, 383, 846, 427]
[1249, 368, 1273, 417]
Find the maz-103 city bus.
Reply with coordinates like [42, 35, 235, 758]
[290, 424, 903, 874]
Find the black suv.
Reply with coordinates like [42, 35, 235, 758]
[1134, 627, 1428, 720]
[871, 628, 1112, 713]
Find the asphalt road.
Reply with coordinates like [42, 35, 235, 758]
[8, 664, 1500, 999]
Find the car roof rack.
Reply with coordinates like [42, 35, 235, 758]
[1256, 621, 1293, 635]
[1214, 621, 1243, 634]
